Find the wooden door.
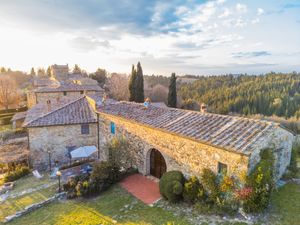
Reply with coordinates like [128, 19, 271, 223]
[150, 149, 166, 178]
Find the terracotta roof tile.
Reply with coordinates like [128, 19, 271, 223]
[24, 96, 97, 127]
[98, 101, 277, 155]
[35, 84, 103, 93]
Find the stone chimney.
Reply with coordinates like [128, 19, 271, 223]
[46, 100, 51, 111]
[143, 98, 151, 109]
[200, 103, 207, 113]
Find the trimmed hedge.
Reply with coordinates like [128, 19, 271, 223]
[159, 170, 185, 203]
[0, 107, 27, 114]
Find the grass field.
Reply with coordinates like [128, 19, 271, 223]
[7, 185, 192, 225]
[268, 183, 300, 225]
[0, 175, 57, 222]
[0, 185, 56, 222]
[2, 180, 299, 225]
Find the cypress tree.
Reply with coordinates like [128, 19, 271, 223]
[30, 67, 36, 76]
[129, 64, 137, 102]
[168, 73, 177, 108]
[46, 66, 52, 77]
[135, 62, 144, 103]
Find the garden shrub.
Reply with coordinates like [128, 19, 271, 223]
[90, 161, 121, 192]
[183, 176, 205, 203]
[201, 168, 220, 203]
[107, 136, 132, 168]
[243, 148, 275, 213]
[4, 166, 30, 182]
[63, 161, 134, 199]
[159, 170, 185, 203]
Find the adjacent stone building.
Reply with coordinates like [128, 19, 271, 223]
[27, 84, 104, 108]
[50, 64, 69, 81]
[97, 101, 294, 180]
[23, 96, 98, 169]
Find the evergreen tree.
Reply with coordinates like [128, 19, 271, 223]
[46, 66, 52, 77]
[73, 64, 81, 73]
[135, 62, 144, 103]
[168, 73, 177, 108]
[30, 67, 36, 76]
[129, 65, 137, 102]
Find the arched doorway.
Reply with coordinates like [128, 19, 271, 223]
[150, 149, 166, 178]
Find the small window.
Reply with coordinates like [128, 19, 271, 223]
[81, 124, 89, 134]
[80, 91, 84, 94]
[110, 122, 115, 134]
[218, 162, 228, 175]
[63, 91, 67, 96]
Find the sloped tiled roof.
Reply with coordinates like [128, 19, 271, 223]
[24, 96, 97, 127]
[98, 101, 279, 155]
[35, 84, 103, 93]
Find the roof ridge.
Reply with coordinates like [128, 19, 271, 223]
[25, 96, 87, 126]
[118, 101, 277, 126]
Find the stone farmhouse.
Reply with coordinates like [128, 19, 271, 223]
[50, 64, 69, 81]
[23, 96, 98, 169]
[27, 64, 104, 108]
[23, 96, 294, 181]
[27, 84, 104, 108]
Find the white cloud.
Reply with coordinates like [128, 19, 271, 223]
[235, 18, 247, 28]
[216, 0, 226, 4]
[218, 8, 231, 18]
[251, 18, 260, 24]
[175, 6, 189, 16]
[151, 2, 172, 25]
[257, 8, 264, 16]
[236, 3, 247, 13]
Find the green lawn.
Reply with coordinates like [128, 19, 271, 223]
[268, 183, 300, 225]
[7, 185, 192, 225]
[0, 175, 57, 222]
[0, 185, 57, 222]
[9, 174, 56, 195]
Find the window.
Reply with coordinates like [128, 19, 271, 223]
[110, 122, 116, 134]
[63, 91, 67, 96]
[218, 162, 228, 175]
[81, 124, 90, 134]
[80, 91, 84, 94]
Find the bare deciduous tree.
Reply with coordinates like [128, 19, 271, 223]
[107, 73, 129, 101]
[148, 84, 168, 103]
[0, 76, 19, 110]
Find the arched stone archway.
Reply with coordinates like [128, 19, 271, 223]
[148, 149, 167, 178]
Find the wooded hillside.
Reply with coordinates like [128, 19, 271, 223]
[178, 72, 300, 119]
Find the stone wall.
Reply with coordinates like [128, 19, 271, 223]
[28, 123, 98, 170]
[36, 91, 98, 104]
[248, 126, 294, 180]
[98, 114, 250, 178]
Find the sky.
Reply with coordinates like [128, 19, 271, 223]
[0, 0, 299, 76]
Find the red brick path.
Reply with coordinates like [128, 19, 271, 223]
[119, 174, 161, 205]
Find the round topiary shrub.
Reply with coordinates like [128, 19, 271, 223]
[159, 171, 185, 203]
